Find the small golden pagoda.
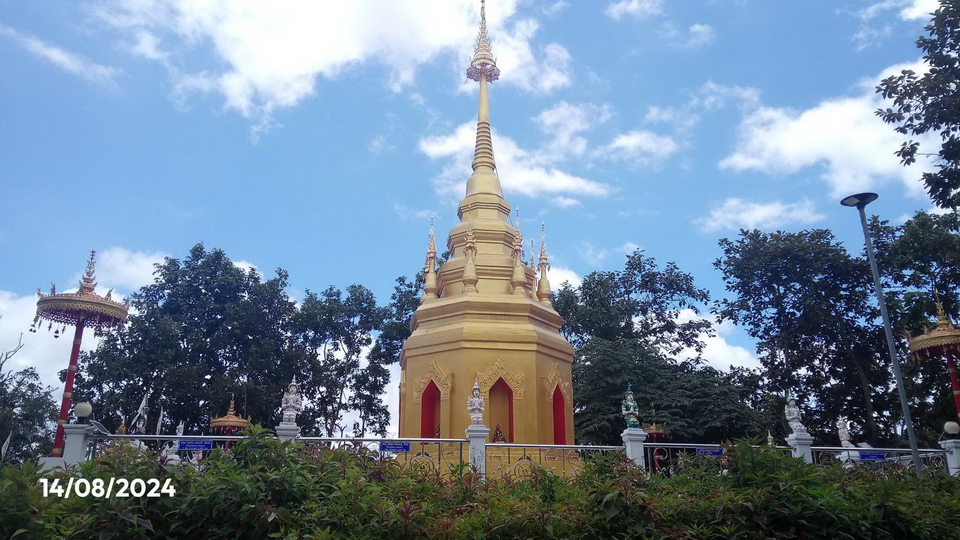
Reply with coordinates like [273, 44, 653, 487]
[398, 0, 575, 444]
[210, 395, 250, 435]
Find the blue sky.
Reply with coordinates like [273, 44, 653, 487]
[0, 0, 947, 433]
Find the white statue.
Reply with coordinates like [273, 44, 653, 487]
[837, 417, 854, 448]
[467, 378, 485, 425]
[161, 443, 181, 466]
[784, 395, 807, 435]
[281, 377, 302, 424]
[160, 420, 185, 466]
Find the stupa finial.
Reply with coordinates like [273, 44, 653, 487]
[79, 249, 97, 293]
[463, 0, 502, 197]
[466, 0, 500, 83]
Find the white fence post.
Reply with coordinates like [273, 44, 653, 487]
[465, 425, 489, 476]
[786, 433, 815, 464]
[940, 439, 960, 476]
[62, 423, 94, 466]
[622, 428, 647, 469]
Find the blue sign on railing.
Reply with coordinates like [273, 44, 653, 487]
[379, 442, 411, 453]
[696, 448, 724, 457]
[858, 451, 887, 462]
[178, 440, 214, 451]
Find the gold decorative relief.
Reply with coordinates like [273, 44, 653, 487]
[476, 357, 524, 398]
[544, 363, 571, 404]
[412, 360, 451, 401]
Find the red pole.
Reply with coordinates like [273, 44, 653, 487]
[947, 349, 960, 425]
[52, 320, 85, 457]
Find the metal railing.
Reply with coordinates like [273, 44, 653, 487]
[485, 443, 624, 478]
[68, 431, 955, 478]
[811, 446, 947, 471]
[89, 434, 468, 476]
[298, 437, 467, 476]
[643, 442, 793, 476]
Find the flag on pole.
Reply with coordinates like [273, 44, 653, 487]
[155, 406, 164, 435]
[0, 430, 12, 462]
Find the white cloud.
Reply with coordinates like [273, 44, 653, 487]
[393, 203, 436, 221]
[617, 242, 640, 255]
[719, 61, 936, 198]
[533, 101, 612, 158]
[419, 121, 612, 202]
[853, 1, 937, 48]
[605, 0, 663, 20]
[696, 198, 826, 232]
[598, 130, 679, 166]
[542, 1, 569, 16]
[577, 241, 608, 267]
[547, 266, 581, 289]
[674, 309, 761, 371]
[661, 23, 716, 49]
[859, 0, 938, 21]
[686, 24, 716, 48]
[694, 81, 761, 111]
[0, 24, 121, 87]
[83, 247, 168, 292]
[492, 20, 573, 94]
[92, 0, 569, 129]
[899, 0, 939, 20]
[550, 196, 582, 208]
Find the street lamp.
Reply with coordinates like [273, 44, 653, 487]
[74, 402, 93, 424]
[841, 192, 923, 477]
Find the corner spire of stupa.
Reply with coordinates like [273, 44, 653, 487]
[422, 217, 439, 302]
[463, 0, 503, 200]
[537, 223, 553, 305]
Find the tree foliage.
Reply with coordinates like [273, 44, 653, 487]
[554, 249, 711, 354]
[714, 229, 893, 444]
[876, 0, 960, 209]
[573, 338, 763, 445]
[0, 329, 57, 463]
[294, 284, 387, 436]
[79, 244, 394, 438]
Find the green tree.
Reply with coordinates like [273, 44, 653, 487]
[714, 229, 893, 444]
[554, 249, 711, 354]
[876, 0, 960, 209]
[294, 284, 388, 436]
[871, 211, 960, 444]
[79, 244, 308, 435]
[0, 329, 57, 463]
[573, 338, 762, 445]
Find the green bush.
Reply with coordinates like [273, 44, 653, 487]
[2, 429, 958, 539]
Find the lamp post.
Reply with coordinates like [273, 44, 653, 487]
[840, 192, 922, 477]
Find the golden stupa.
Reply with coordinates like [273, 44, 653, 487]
[397, 0, 575, 444]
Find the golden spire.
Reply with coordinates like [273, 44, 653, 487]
[464, 0, 503, 199]
[423, 218, 439, 302]
[537, 223, 553, 305]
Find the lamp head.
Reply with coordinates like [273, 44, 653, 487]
[945, 421, 960, 436]
[840, 192, 879, 208]
[74, 402, 93, 423]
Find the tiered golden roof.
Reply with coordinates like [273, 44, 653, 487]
[33, 249, 129, 332]
[908, 300, 960, 357]
[210, 395, 250, 432]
